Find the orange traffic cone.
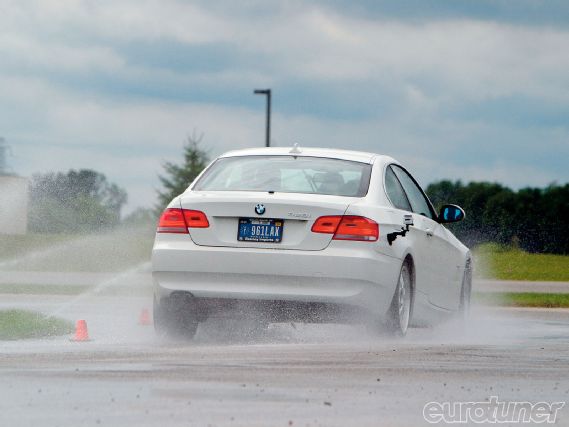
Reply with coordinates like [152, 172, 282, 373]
[70, 319, 90, 342]
[138, 308, 151, 326]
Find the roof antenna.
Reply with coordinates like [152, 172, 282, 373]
[289, 143, 302, 154]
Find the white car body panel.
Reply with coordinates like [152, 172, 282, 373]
[153, 233, 399, 316]
[180, 192, 353, 250]
[152, 147, 470, 327]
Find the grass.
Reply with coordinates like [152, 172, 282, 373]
[0, 226, 154, 272]
[474, 292, 569, 308]
[474, 243, 569, 281]
[0, 283, 152, 296]
[0, 233, 74, 260]
[0, 284, 87, 295]
[0, 309, 74, 340]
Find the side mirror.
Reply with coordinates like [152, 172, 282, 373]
[438, 204, 465, 223]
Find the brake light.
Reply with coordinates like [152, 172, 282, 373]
[334, 216, 378, 241]
[157, 208, 187, 233]
[183, 209, 209, 228]
[157, 208, 209, 233]
[311, 215, 379, 241]
[311, 216, 342, 234]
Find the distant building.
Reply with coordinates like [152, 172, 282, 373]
[0, 175, 28, 235]
[0, 138, 29, 235]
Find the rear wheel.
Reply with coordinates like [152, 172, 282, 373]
[154, 295, 199, 340]
[386, 262, 412, 336]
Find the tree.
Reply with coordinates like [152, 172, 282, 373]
[29, 169, 127, 233]
[426, 180, 569, 254]
[541, 183, 569, 254]
[157, 132, 210, 209]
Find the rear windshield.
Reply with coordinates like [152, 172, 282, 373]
[193, 155, 372, 197]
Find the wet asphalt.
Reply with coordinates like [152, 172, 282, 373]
[1, 293, 569, 427]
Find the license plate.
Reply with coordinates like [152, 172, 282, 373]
[237, 218, 284, 243]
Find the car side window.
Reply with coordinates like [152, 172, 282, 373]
[385, 166, 412, 211]
[391, 165, 435, 220]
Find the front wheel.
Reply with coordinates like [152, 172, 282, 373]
[386, 262, 412, 336]
[458, 259, 472, 320]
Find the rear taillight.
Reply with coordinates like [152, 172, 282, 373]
[311, 216, 343, 234]
[157, 208, 187, 233]
[334, 216, 378, 241]
[157, 208, 209, 233]
[183, 209, 209, 228]
[311, 215, 379, 242]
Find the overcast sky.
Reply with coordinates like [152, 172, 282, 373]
[1, 0, 568, 213]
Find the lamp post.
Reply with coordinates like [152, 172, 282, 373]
[253, 89, 271, 147]
[0, 137, 9, 175]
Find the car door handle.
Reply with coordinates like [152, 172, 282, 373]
[425, 228, 434, 237]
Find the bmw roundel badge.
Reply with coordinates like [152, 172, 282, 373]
[255, 204, 266, 215]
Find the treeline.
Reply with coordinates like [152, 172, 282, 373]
[26, 161, 569, 256]
[426, 181, 569, 255]
[29, 169, 127, 233]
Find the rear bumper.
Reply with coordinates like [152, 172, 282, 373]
[151, 234, 401, 318]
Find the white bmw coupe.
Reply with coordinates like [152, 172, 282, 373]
[152, 146, 471, 338]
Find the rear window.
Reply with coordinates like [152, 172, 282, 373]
[193, 155, 372, 197]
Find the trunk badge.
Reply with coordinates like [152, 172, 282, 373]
[288, 212, 311, 219]
[254, 204, 266, 215]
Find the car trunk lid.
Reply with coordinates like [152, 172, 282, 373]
[180, 191, 352, 250]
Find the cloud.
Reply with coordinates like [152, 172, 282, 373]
[0, 0, 567, 213]
[311, 0, 569, 29]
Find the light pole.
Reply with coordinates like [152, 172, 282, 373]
[253, 89, 271, 147]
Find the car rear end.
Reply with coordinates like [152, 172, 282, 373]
[151, 149, 401, 324]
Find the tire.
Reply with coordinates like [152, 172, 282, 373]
[154, 295, 199, 340]
[458, 259, 472, 320]
[386, 262, 413, 336]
